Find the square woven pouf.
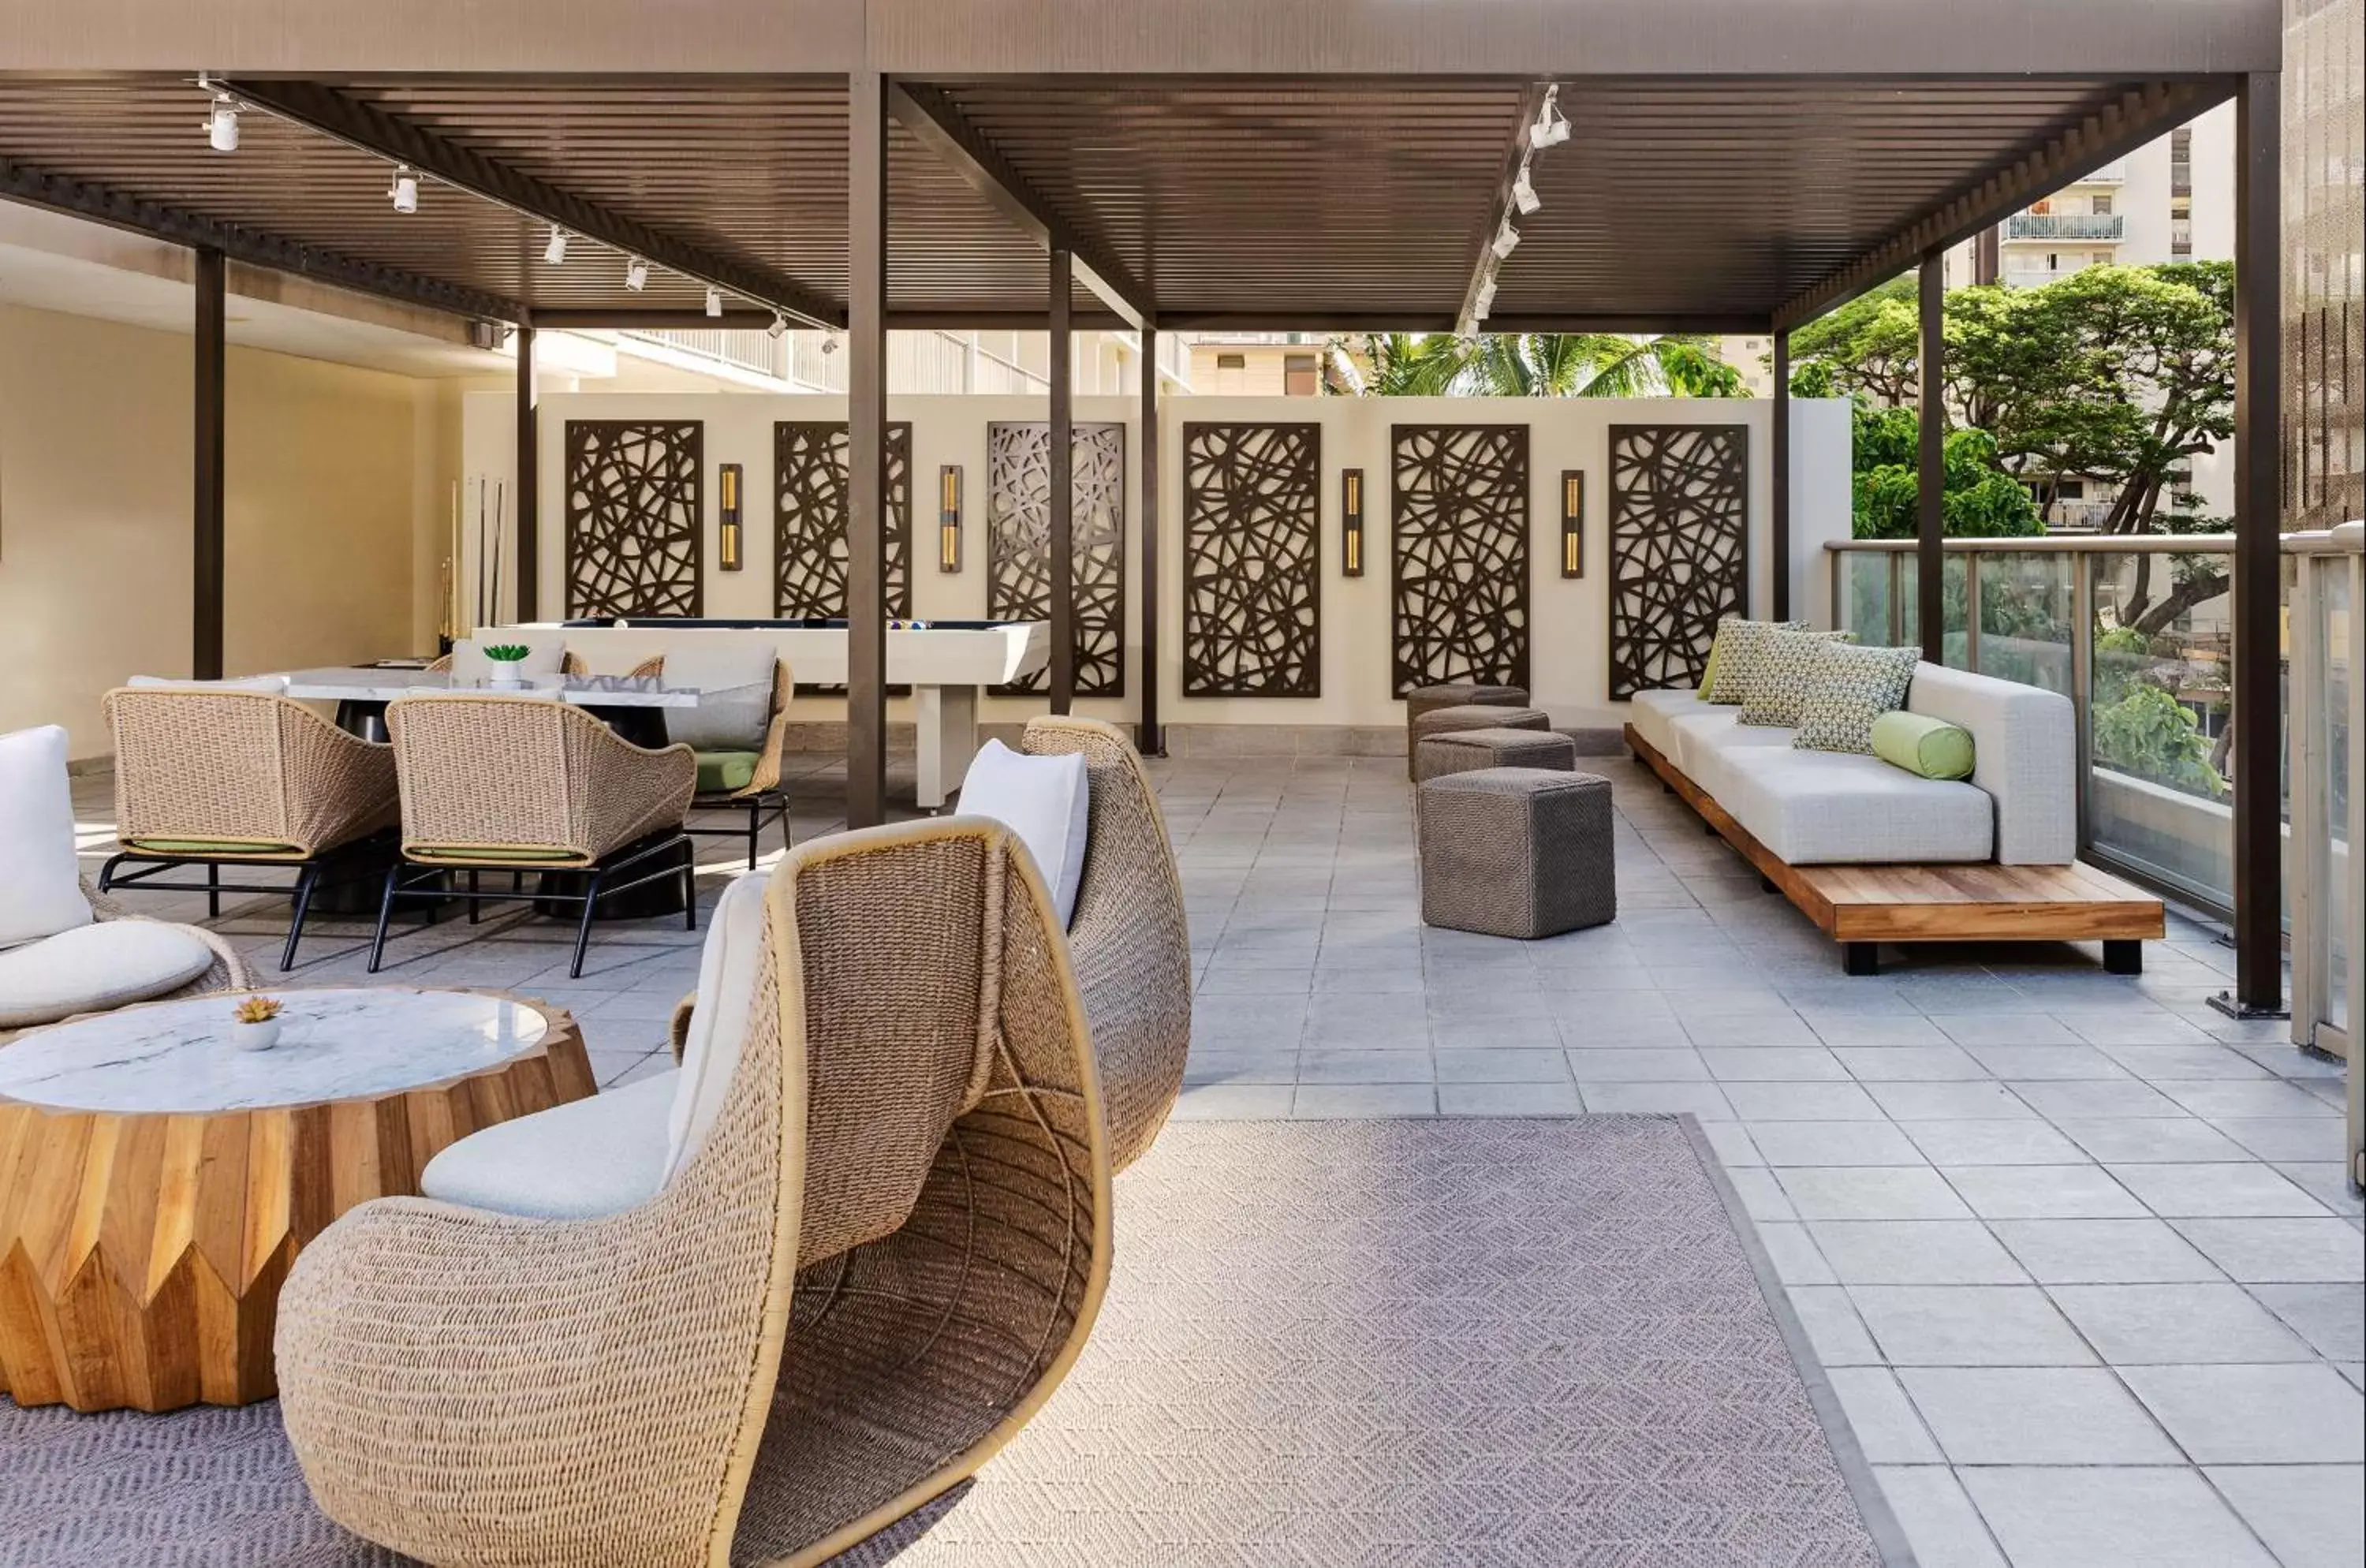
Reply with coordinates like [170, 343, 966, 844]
[1417, 767, 1616, 939]
[1414, 726, 1579, 783]
[1408, 705, 1550, 786]
[1404, 684, 1530, 779]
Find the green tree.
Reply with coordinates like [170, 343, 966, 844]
[2092, 683, 2227, 799]
[1845, 407, 2044, 540]
[1333, 333, 1748, 398]
[1785, 276, 1920, 406]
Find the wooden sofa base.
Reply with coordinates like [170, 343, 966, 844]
[1625, 726, 2165, 975]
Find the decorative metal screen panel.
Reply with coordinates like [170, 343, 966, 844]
[564, 420, 703, 618]
[771, 421, 912, 620]
[1181, 422, 1322, 698]
[987, 421, 1127, 697]
[1607, 424, 1749, 700]
[1389, 424, 1530, 696]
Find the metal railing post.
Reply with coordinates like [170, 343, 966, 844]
[2070, 547, 2094, 853]
[2289, 545, 2324, 1048]
[1962, 554, 1983, 672]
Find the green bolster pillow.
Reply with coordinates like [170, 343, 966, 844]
[1871, 711, 1976, 780]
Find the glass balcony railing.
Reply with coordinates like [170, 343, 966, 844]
[2286, 526, 2360, 1157]
[2003, 213, 2126, 241]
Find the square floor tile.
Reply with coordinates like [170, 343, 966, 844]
[1435, 1081, 1583, 1117]
[2163, 1079, 2343, 1120]
[1873, 1467, 2007, 1568]
[2106, 1162, 2333, 1218]
[2055, 1118, 2251, 1163]
[2098, 1044, 2271, 1081]
[1851, 1286, 2094, 1366]
[1929, 1014, 2080, 1047]
[1807, 1221, 2028, 1285]
[2122, 1363, 2365, 1463]
[1429, 1048, 1569, 1084]
[1901, 1119, 2090, 1167]
[1698, 1122, 1762, 1168]
[1555, 1047, 1707, 1081]
[1825, 1368, 1942, 1463]
[2010, 1078, 2185, 1119]
[1806, 1014, 1952, 1048]
[1296, 1049, 1435, 1085]
[2205, 1464, 2366, 1568]
[1741, 1120, 1930, 1167]
[2249, 1282, 2366, 1361]
[1168, 1084, 1294, 1120]
[2215, 1118, 2351, 1163]
[1785, 1285, 1879, 1366]
[1574, 1081, 1735, 1120]
[1866, 1081, 2039, 1121]
[1834, 1047, 1990, 1081]
[1940, 1164, 2147, 1219]
[1988, 1219, 2225, 1284]
[1755, 1221, 1837, 1286]
[1288, 1085, 1435, 1118]
[2171, 1218, 2366, 1282]
[1899, 1366, 2178, 1463]
[1722, 1081, 1887, 1122]
[2048, 1283, 2318, 1365]
[1697, 1046, 1853, 1081]
[1963, 1043, 2130, 1081]
[1960, 1466, 2276, 1568]
[1778, 1167, 1974, 1220]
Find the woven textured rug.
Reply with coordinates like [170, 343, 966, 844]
[0, 1117, 1904, 1567]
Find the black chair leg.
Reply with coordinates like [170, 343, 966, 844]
[367, 864, 403, 973]
[207, 863, 220, 919]
[569, 871, 605, 979]
[98, 852, 129, 894]
[682, 841, 698, 931]
[746, 801, 759, 870]
[281, 863, 322, 972]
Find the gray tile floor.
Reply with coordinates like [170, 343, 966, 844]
[69, 751, 2364, 1568]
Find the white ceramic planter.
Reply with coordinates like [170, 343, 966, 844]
[487, 667, 527, 689]
[231, 1017, 282, 1051]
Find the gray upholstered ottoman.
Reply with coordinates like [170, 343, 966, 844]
[1417, 767, 1616, 939]
[1405, 683, 1529, 778]
[1415, 726, 1579, 783]
[1408, 705, 1550, 787]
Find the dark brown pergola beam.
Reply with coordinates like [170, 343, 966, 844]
[1457, 81, 1552, 337]
[1916, 252, 1946, 666]
[846, 70, 890, 829]
[1, 155, 523, 324]
[515, 324, 539, 622]
[193, 247, 226, 681]
[1047, 245, 1077, 713]
[1773, 77, 2221, 330]
[889, 82, 1154, 330]
[225, 78, 842, 330]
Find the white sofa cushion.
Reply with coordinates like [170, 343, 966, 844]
[1668, 709, 1796, 800]
[1718, 748, 1993, 864]
[0, 725, 93, 950]
[1905, 663, 2076, 865]
[449, 636, 569, 681]
[660, 639, 777, 752]
[1627, 689, 1708, 760]
[0, 920, 218, 1029]
[662, 868, 773, 1184]
[957, 740, 1090, 927]
[419, 1070, 677, 1220]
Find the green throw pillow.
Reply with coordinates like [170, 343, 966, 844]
[1793, 642, 1922, 755]
[1700, 617, 1808, 705]
[1739, 629, 1855, 727]
[696, 750, 759, 794]
[1871, 711, 1976, 779]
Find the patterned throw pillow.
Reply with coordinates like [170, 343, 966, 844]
[1793, 642, 1923, 754]
[1700, 618, 1808, 706]
[1739, 629, 1855, 727]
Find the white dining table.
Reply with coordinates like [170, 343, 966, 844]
[274, 667, 703, 749]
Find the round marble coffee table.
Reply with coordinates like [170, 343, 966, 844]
[0, 987, 591, 1413]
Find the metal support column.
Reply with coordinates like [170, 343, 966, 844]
[193, 247, 226, 680]
[1138, 327, 1164, 754]
[845, 70, 890, 828]
[1916, 251, 1946, 665]
[1048, 247, 1076, 715]
[1771, 327, 1791, 622]
[513, 323, 538, 622]
[2221, 69, 2286, 1018]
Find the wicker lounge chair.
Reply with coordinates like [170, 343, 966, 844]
[370, 696, 696, 977]
[0, 879, 252, 1047]
[629, 651, 793, 868]
[275, 818, 1111, 1566]
[98, 688, 401, 969]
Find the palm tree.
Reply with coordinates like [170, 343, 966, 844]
[1330, 332, 1747, 398]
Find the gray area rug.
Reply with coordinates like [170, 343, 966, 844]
[0, 1117, 1902, 1567]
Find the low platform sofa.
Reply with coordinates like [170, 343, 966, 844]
[1626, 661, 2163, 974]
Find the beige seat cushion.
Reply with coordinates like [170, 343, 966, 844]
[1717, 748, 1993, 864]
[418, 1070, 677, 1220]
[0, 920, 217, 1029]
[662, 867, 774, 1182]
[1626, 689, 1710, 760]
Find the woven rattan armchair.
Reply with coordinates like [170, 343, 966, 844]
[0, 880, 252, 1047]
[1018, 716, 1191, 1171]
[371, 696, 697, 976]
[277, 819, 1111, 1566]
[99, 688, 400, 970]
[629, 651, 794, 868]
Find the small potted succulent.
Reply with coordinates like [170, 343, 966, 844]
[230, 995, 285, 1051]
[481, 643, 532, 688]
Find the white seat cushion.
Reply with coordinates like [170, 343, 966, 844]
[0, 725, 93, 950]
[449, 637, 569, 681]
[420, 1070, 677, 1220]
[1626, 689, 1709, 760]
[663, 868, 773, 1184]
[956, 740, 1090, 927]
[0, 920, 216, 1029]
[660, 640, 778, 752]
[1717, 749, 1993, 864]
[1667, 710, 1796, 800]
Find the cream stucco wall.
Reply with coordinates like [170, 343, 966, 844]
[0, 302, 449, 758]
[469, 388, 1850, 733]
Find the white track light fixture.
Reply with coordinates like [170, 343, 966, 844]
[1490, 220, 1521, 260]
[767, 311, 788, 339]
[205, 93, 240, 153]
[1511, 162, 1540, 215]
[543, 226, 569, 265]
[388, 165, 419, 214]
[1531, 85, 1570, 150]
[625, 256, 650, 292]
[705, 285, 724, 318]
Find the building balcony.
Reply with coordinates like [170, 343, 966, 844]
[2004, 213, 2125, 241]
